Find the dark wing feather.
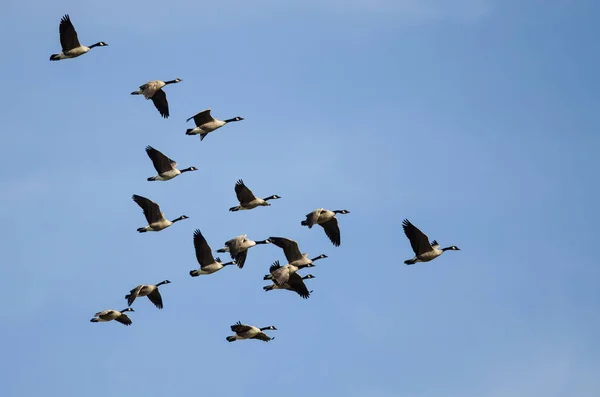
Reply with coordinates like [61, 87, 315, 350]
[132, 194, 163, 224]
[58, 14, 81, 51]
[193, 229, 216, 267]
[251, 332, 273, 342]
[268, 237, 302, 263]
[150, 89, 169, 118]
[269, 260, 282, 273]
[320, 218, 341, 247]
[114, 314, 132, 326]
[145, 146, 176, 174]
[234, 250, 248, 269]
[146, 289, 164, 309]
[234, 179, 257, 203]
[402, 219, 432, 255]
[287, 272, 311, 299]
[231, 321, 252, 333]
[187, 109, 213, 126]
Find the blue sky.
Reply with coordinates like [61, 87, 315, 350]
[1, 0, 599, 396]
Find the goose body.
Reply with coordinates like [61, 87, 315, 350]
[185, 109, 244, 141]
[145, 146, 197, 181]
[125, 280, 171, 309]
[226, 321, 277, 342]
[263, 273, 315, 299]
[216, 235, 271, 268]
[302, 208, 350, 247]
[132, 194, 189, 232]
[190, 229, 236, 276]
[90, 308, 134, 326]
[229, 179, 280, 211]
[50, 15, 107, 61]
[131, 78, 182, 118]
[402, 219, 460, 265]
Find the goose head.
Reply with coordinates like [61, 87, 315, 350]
[121, 308, 135, 313]
[260, 325, 277, 331]
[334, 210, 350, 214]
[442, 246, 460, 251]
[172, 215, 190, 223]
[302, 274, 316, 280]
[90, 41, 108, 48]
[225, 116, 244, 123]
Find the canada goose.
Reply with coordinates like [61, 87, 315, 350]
[402, 219, 460, 265]
[145, 146, 197, 181]
[263, 273, 315, 299]
[131, 78, 182, 118]
[216, 235, 271, 268]
[50, 15, 107, 61]
[132, 194, 189, 232]
[185, 109, 244, 141]
[125, 280, 171, 309]
[229, 179, 280, 212]
[268, 236, 328, 267]
[90, 308, 134, 326]
[226, 321, 277, 342]
[263, 260, 315, 286]
[190, 229, 236, 276]
[302, 208, 350, 247]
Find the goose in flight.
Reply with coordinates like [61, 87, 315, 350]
[90, 308, 134, 326]
[263, 273, 315, 299]
[145, 146, 197, 181]
[190, 229, 237, 276]
[301, 208, 350, 247]
[402, 219, 460, 265]
[216, 235, 271, 268]
[131, 78, 182, 118]
[50, 14, 107, 61]
[226, 321, 277, 342]
[185, 109, 244, 141]
[132, 194, 189, 232]
[229, 179, 280, 212]
[125, 280, 171, 309]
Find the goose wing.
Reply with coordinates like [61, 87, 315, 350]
[193, 229, 216, 267]
[145, 146, 176, 173]
[126, 285, 143, 306]
[231, 321, 253, 333]
[234, 179, 257, 203]
[320, 217, 341, 247]
[150, 89, 169, 118]
[251, 332, 273, 342]
[234, 250, 248, 269]
[114, 313, 132, 326]
[132, 194, 164, 224]
[268, 237, 303, 263]
[286, 272, 311, 299]
[402, 219, 433, 255]
[187, 109, 214, 126]
[146, 289, 164, 309]
[58, 14, 81, 51]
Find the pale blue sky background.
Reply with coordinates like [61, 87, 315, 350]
[0, 0, 599, 396]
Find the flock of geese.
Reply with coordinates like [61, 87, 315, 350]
[51, 14, 461, 342]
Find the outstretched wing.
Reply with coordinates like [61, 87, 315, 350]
[58, 14, 81, 51]
[187, 109, 213, 126]
[287, 272, 311, 299]
[145, 146, 176, 173]
[147, 289, 164, 309]
[402, 219, 432, 255]
[151, 89, 169, 118]
[132, 194, 164, 224]
[251, 332, 273, 342]
[320, 218, 341, 247]
[115, 314, 132, 326]
[193, 229, 216, 267]
[268, 237, 303, 263]
[234, 179, 257, 203]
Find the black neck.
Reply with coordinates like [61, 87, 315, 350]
[171, 216, 186, 223]
[259, 326, 271, 331]
[224, 117, 240, 123]
[165, 79, 178, 85]
[255, 240, 269, 245]
[156, 280, 168, 286]
[180, 167, 194, 173]
[441, 246, 454, 251]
